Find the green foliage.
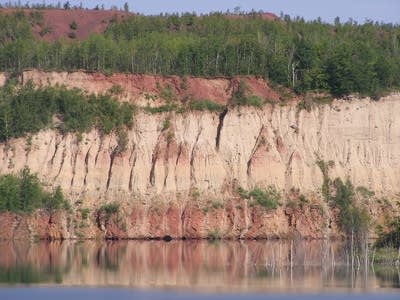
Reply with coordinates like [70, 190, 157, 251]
[0, 264, 64, 284]
[159, 84, 176, 103]
[0, 168, 69, 213]
[243, 95, 264, 108]
[238, 186, 280, 209]
[0, 83, 134, 141]
[231, 81, 264, 108]
[211, 200, 224, 209]
[237, 187, 249, 199]
[43, 186, 70, 212]
[39, 25, 52, 37]
[208, 229, 222, 240]
[324, 176, 371, 237]
[162, 117, 171, 131]
[144, 103, 178, 114]
[98, 202, 120, 215]
[0, 12, 398, 97]
[372, 247, 400, 264]
[107, 84, 123, 95]
[191, 188, 201, 200]
[188, 99, 225, 112]
[98, 202, 120, 222]
[375, 217, 400, 249]
[69, 21, 78, 30]
[356, 186, 375, 198]
[332, 178, 354, 210]
[116, 129, 128, 153]
[316, 159, 334, 201]
[79, 208, 90, 220]
[316, 158, 372, 238]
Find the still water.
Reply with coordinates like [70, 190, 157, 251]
[0, 240, 399, 298]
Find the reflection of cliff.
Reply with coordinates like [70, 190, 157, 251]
[0, 241, 69, 284]
[0, 70, 400, 239]
[0, 240, 397, 291]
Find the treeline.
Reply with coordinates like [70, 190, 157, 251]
[0, 11, 399, 97]
[0, 81, 133, 142]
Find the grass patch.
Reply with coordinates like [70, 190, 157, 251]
[189, 99, 225, 112]
[144, 103, 178, 114]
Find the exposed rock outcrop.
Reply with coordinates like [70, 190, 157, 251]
[1, 70, 399, 240]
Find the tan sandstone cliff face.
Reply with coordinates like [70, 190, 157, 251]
[0, 71, 399, 240]
[0, 72, 6, 87]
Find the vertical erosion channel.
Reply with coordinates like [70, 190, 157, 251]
[215, 107, 228, 150]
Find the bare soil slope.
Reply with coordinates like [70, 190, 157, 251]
[0, 8, 131, 41]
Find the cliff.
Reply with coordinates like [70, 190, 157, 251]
[0, 71, 399, 240]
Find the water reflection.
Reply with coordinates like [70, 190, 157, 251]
[0, 240, 398, 292]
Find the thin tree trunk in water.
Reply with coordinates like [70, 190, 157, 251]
[351, 229, 354, 288]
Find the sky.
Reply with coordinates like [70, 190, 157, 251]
[1, 0, 399, 24]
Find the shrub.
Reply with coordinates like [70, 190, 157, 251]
[375, 217, 400, 249]
[98, 202, 120, 223]
[162, 117, 170, 131]
[107, 84, 123, 95]
[316, 159, 334, 201]
[242, 95, 263, 108]
[159, 84, 175, 103]
[0, 83, 134, 141]
[250, 186, 280, 209]
[211, 200, 224, 209]
[98, 202, 119, 215]
[188, 99, 225, 112]
[323, 176, 371, 238]
[230, 81, 264, 108]
[116, 129, 128, 154]
[237, 187, 249, 199]
[0, 168, 69, 213]
[69, 21, 78, 30]
[238, 186, 280, 209]
[80, 208, 90, 220]
[356, 186, 375, 198]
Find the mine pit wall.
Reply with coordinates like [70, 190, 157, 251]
[1, 95, 400, 199]
[1, 70, 400, 239]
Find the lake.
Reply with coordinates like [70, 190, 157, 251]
[0, 240, 398, 299]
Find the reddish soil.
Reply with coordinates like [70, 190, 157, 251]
[1, 8, 279, 42]
[227, 12, 279, 21]
[0, 8, 131, 41]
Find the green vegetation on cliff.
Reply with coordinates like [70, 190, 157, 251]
[0, 81, 134, 142]
[238, 186, 281, 209]
[316, 159, 371, 239]
[375, 217, 400, 249]
[0, 168, 69, 213]
[0, 10, 399, 98]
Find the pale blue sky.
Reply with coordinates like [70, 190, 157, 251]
[1, 0, 399, 24]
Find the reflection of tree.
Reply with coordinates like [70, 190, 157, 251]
[96, 241, 127, 271]
[373, 266, 400, 288]
[0, 240, 399, 289]
[0, 241, 67, 284]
